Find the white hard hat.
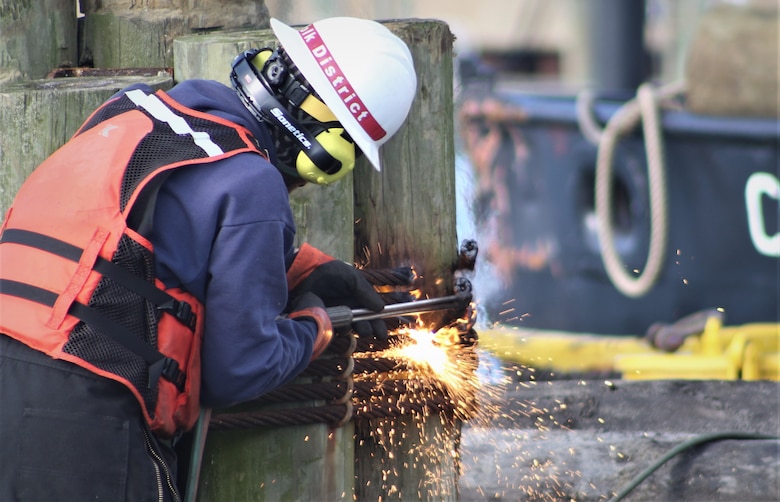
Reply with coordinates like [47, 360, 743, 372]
[271, 17, 417, 172]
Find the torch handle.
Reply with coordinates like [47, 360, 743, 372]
[324, 305, 356, 330]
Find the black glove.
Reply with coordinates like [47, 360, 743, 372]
[293, 260, 387, 340]
[361, 266, 418, 331]
[287, 292, 333, 360]
[287, 291, 326, 313]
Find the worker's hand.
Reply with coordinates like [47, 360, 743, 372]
[361, 266, 417, 305]
[288, 244, 387, 340]
[296, 261, 388, 340]
[287, 292, 333, 360]
[360, 266, 418, 331]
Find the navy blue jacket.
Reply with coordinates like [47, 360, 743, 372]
[119, 80, 318, 408]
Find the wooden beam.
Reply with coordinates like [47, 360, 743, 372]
[0, 0, 77, 83]
[351, 20, 462, 502]
[0, 74, 172, 215]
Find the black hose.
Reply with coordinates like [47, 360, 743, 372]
[609, 431, 780, 501]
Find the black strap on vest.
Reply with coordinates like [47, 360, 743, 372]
[0, 228, 195, 392]
[0, 229, 196, 330]
[0, 279, 185, 392]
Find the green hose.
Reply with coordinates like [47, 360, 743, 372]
[609, 431, 780, 501]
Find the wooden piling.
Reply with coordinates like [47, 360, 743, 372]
[197, 422, 354, 501]
[79, 0, 270, 69]
[0, 74, 173, 216]
[173, 27, 356, 502]
[0, 0, 77, 83]
[351, 20, 461, 502]
[352, 20, 458, 299]
[173, 19, 462, 501]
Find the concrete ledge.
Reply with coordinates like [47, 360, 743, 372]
[459, 378, 780, 501]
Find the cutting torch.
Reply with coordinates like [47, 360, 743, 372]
[325, 276, 473, 329]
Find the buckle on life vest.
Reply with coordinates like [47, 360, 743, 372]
[158, 299, 197, 331]
[149, 357, 186, 392]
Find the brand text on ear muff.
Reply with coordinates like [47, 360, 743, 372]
[270, 108, 312, 148]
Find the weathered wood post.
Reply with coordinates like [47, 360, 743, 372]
[0, 74, 173, 215]
[173, 19, 464, 501]
[79, 0, 270, 69]
[351, 20, 462, 501]
[173, 28, 356, 502]
[0, 0, 77, 83]
[353, 20, 458, 310]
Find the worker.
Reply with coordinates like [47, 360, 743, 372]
[0, 16, 416, 501]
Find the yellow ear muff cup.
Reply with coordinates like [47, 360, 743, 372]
[295, 128, 356, 185]
[249, 49, 274, 72]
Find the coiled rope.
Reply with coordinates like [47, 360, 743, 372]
[576, 81, 685, 298]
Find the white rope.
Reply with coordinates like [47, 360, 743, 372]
[575, 88, 604, 145]
[580, 81, 685, 298]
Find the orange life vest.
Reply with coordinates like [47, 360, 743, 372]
[0, 88, 264, 437]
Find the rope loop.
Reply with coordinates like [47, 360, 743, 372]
[579, 81, 685, 298]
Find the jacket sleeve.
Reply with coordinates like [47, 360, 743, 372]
[200, 220, 321, 408]
[150, 154, 320, 409]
